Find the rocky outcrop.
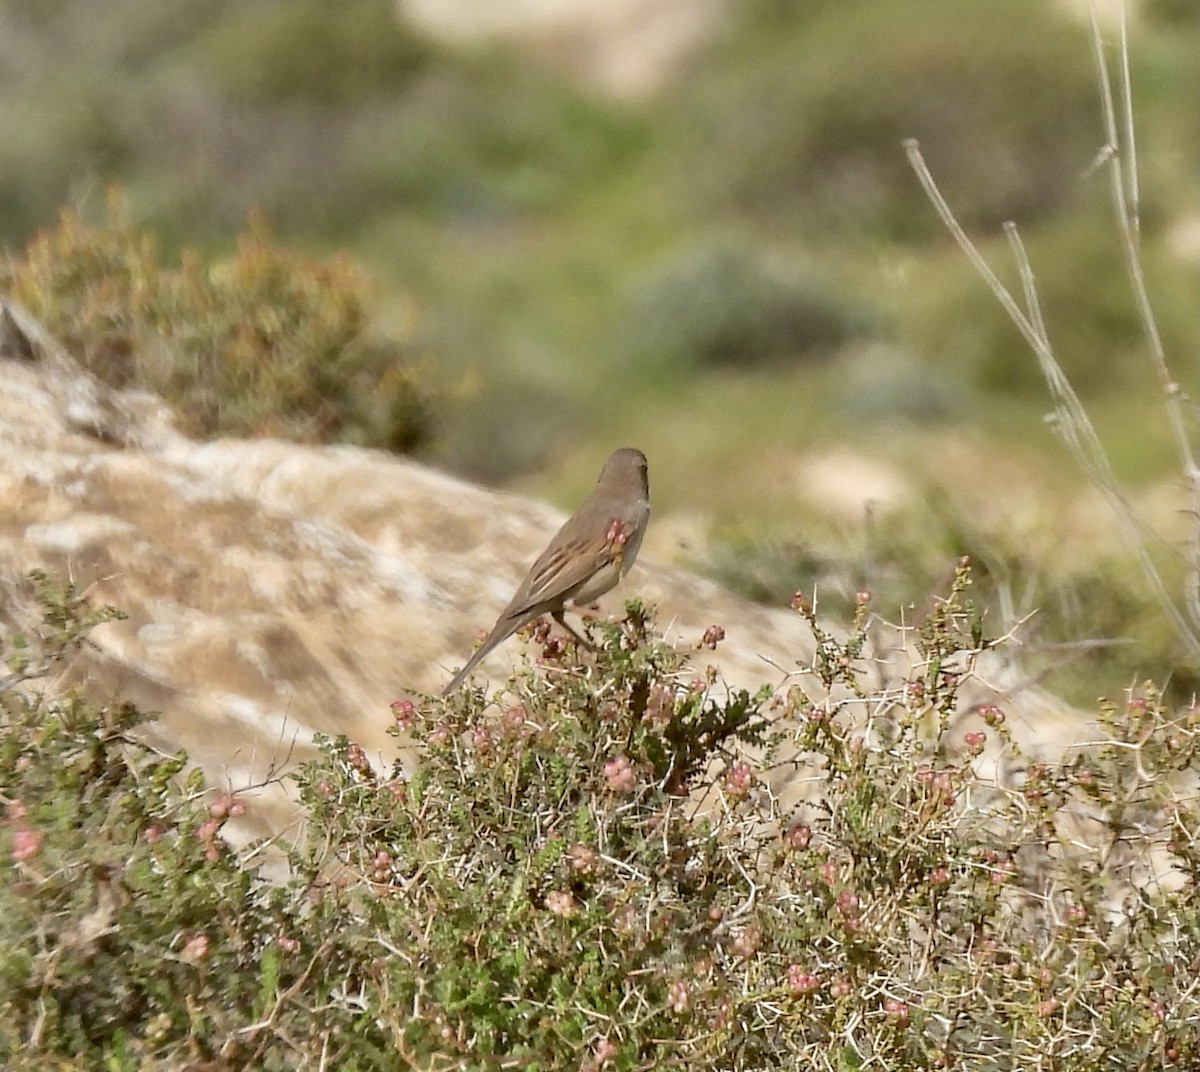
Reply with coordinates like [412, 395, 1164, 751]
[0, 299, 1085, 846]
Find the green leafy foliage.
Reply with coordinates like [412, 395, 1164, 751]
[4, 569, 1200, 1067]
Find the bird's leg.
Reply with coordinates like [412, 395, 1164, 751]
[551, 610, 598, 651]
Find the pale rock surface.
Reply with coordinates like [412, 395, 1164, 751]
[0, 299, 1088, 850]
[398, 0, 727, 100]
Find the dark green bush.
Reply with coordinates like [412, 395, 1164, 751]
[673, 0, 1101, 240]
[0, 573, 388, 1069]
[619, 239, 874, 376]
[194, 0, 431, 107]
[5, 567, 1200, 1068]
[1, 193, 439, 450]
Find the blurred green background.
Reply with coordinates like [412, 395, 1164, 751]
[1, 0, 1197, 701]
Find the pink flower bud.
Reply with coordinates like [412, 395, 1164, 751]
[603, 755, 636, 794]
[782, 822, 811, 851]
[569, 843, 599, 874]
[10, 827, 42, 862]
[786, 965, 821, 995]
[181, 934, 210, 962]
[667, 979, 691, 1014]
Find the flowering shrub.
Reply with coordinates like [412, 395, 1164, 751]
[1, 191, 438, 451]
[3, 567, 1200, 1068]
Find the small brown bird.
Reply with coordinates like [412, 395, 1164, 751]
[442, 448, 650, 695]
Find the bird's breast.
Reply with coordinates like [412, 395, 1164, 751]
[569, 559, 623, 606]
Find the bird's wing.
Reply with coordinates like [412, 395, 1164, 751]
[505, 528, 617, 620]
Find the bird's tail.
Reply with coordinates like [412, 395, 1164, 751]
[440, 617, 520, 696]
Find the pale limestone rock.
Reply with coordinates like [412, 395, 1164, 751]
[0, 298, 1087, 851]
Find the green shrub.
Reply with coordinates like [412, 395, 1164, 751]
[5, 567, 1200, 1067]
[1, 193, 439, 450]
[194, 0, 431, 107]
[0, 573, 387, 1070]
[833, 343, 962, 421]
[673, 0, 1101, 240]
[619, 239, 875, 376]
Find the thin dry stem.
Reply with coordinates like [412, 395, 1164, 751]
[1088, 2, 1200, 636]
[903, 0, 1200, 664]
